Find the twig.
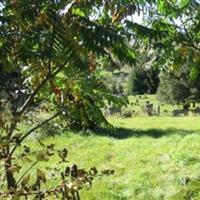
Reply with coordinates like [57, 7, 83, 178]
[10, 109, 64, 156]
[18, 60, 68, 115]
[16, 160, 39, 185]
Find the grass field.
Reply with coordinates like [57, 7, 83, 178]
[17, 116, 200, 200]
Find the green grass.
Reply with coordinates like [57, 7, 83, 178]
[17, 116, 200, 200]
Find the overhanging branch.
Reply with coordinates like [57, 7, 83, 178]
[18, 60, 68, 115]
[10, 109, 64, 156]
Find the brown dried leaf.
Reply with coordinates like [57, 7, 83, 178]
[7, 164, 21, 173]
[21, 175, 30, 186]
[37, 169, 46, 183]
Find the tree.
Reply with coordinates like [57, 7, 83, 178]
[0, 0, 199, 198]
[128, 51, 160, 95]
[157, 64, 200, 106]
[150, 1, 200, 106]
[127, 0, 200, 104]
[138, 1, 200, 75]
[0, 0, 138, 198]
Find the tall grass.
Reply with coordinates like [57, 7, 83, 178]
[17, 116, 200, 200]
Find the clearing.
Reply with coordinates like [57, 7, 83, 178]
[20, 116, 200, 200]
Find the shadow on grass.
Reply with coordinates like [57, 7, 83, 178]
[89, 127, 196, 139]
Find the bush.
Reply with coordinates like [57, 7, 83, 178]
[39, 121, 63, 137]
[121, 108, 133, 118]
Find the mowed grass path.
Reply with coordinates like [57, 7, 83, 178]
[24, 117, 200, 200]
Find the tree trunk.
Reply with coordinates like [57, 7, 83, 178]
[4, 148, 17, 189]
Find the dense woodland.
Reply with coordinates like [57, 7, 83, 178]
[0, 0, 200, 199]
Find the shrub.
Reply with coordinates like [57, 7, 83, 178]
[121, 108, 133, 118]
[39, 121, 63, 137]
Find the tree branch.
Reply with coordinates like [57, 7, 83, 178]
[7, 120, 18, 140]
[0, 181, 80, 198]
[16, 160, 39, 185]
[10, 109, 64, 156]
[18, 60, 68, 115]
[182, 42, 200, 51]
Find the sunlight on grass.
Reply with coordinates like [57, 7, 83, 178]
[18, 116, 200, 200]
